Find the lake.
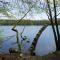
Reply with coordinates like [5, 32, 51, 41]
[0, 26, 59, 56]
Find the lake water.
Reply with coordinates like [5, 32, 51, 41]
[0, 26, 59, 56]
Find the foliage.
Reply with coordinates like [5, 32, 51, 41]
[0, 1, 17, 19]
[0, 29, 4, 48]
[0, 0, 60, 19]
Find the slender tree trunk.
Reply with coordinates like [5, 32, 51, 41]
[12, 28, 21, 53]
[30, 25, 48, 55]
[46, 0, 58, 50]
[53, 0, 60, 50]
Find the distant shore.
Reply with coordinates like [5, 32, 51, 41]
[0, 19, 60, 25]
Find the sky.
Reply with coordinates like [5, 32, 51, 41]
[0, 0, 60, 20]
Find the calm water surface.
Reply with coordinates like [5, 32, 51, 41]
[0, 26, 59, 56]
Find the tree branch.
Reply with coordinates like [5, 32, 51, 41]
[12, 1, 37, 29]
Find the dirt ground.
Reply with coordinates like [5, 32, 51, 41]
[0, 54, 60, 60]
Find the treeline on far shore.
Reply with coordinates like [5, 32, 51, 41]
[0, 19, 60, 25]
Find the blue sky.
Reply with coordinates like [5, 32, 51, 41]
[0, 0, 60, 20]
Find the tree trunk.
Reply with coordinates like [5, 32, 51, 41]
[53, 0, 60, 50]
[46, 0, 58, 50]
[12, 28, 21, 53]
[30, 25, 48, 55]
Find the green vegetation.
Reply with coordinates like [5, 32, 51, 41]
[0, 29, 4, 48]
[0, 19, 60, 25]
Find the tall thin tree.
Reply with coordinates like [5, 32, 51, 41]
[46, 0, 58, 50]
[53, 0, 60, 50]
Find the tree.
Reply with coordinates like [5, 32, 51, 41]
[46, 0, 58, 50]
[53, 0, 60, 50]
[30, 25, 48, 55]
[0, 1, 17, 19]
[29, 0, 60, 55]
